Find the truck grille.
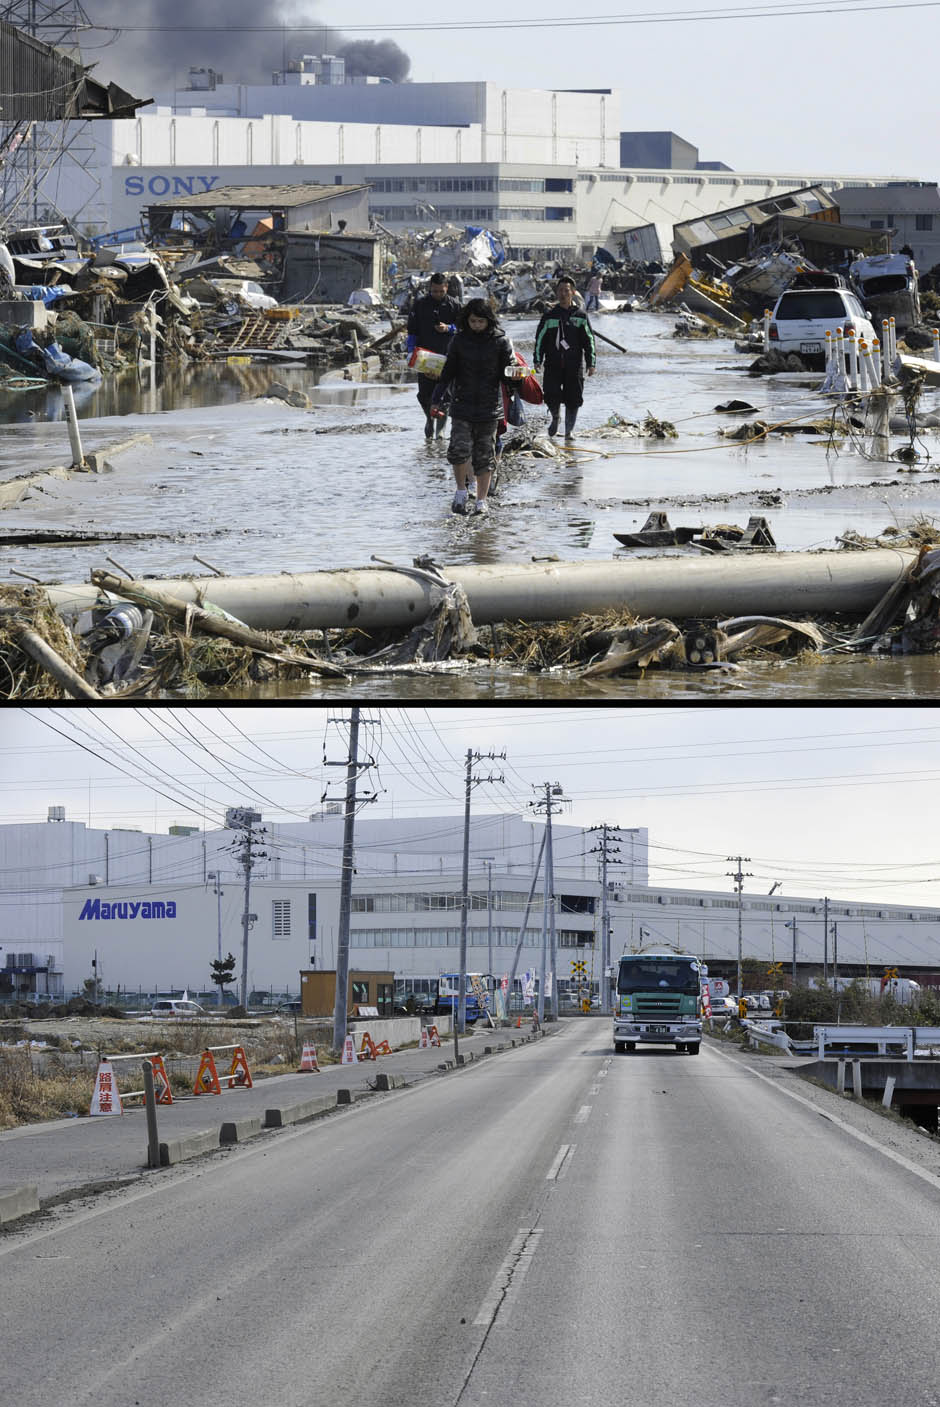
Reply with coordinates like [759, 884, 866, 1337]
[633, 994, 682, 1018]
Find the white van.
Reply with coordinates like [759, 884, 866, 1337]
[151, 999, 206, 1018]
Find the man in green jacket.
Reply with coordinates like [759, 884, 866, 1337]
[533, 276, 597, 440]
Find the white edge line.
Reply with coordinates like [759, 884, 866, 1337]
[706, 1042, 940, 1195]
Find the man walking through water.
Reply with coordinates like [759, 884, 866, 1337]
[533, 275, 597, 441]
[406, 272, 461, 438]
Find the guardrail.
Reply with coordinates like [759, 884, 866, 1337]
[815, 1025, 940, 1061]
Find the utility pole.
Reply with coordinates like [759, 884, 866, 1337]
[823, 896, 829, 985]
[831, 919, 838, 986]
[785, 918, 798, 986]
[726, 855, 753, 999]
[588, 824, 624, 1015]
[530, 783, 569, 1021]
[458, 749, 505, 1036]
[207, 871, 224, 1006]
[481, 856, 496, 989]
[227, 808, 266, 1010]
[323, 707, 380, 1054]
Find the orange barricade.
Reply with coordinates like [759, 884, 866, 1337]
[419, 1027, 429, 1049]
[428, 1025, 441, 1047]
[341, 1034, 357, 1065]
[193, 1044, 253, 1095]
[359, 1032, 377, 1061]
[374, 1039, 391, 1056]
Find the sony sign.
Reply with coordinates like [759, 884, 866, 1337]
[123, 174, 221, 197]
[79, 898, 178, 920]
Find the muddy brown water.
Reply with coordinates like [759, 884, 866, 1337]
[3, 311, 940, 699]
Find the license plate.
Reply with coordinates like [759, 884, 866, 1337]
[800, 341, 822, 354]
[647, 1025, 668, 1034]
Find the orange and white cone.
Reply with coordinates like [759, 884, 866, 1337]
[298, 1043, 320, 1073]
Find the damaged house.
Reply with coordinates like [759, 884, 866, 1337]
[145, 183, 381, 304]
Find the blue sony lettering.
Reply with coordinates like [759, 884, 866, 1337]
[148, 176, 170, 196]
[172, 176, 195, 196]
[125, 176, 143, 196]
[197, 175, 219, 192]
[79, 898, 100, 920]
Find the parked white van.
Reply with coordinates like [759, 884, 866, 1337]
[150, 999, 206, 1018]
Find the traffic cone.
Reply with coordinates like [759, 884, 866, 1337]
[341, 1034, 357, 1064]
[298, 1043, 320, 1073]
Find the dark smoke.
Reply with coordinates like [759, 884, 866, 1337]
[80, 0, 410, 98]
[333, 39, 410, 84]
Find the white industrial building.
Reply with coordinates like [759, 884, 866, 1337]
[2, 809, 940, 1004]
[42, 74, 924, 261]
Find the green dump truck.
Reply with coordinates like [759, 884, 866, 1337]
[613, 947, 704, 1055]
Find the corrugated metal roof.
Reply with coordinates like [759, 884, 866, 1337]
[147, 183, 369, 210]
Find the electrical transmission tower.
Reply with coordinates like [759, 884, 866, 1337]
[0, 0, 114, 231]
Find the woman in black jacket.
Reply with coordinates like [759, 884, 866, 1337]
[433, 298, 516, 516]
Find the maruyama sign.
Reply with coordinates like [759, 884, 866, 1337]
[123, 175, 220, 197]
[79, 898, 178, 920]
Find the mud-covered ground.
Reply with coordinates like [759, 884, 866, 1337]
[4, 309, 940, 698]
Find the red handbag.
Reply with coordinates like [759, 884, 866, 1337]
[511, 349, 543, 405]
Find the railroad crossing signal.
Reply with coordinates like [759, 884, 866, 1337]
[571, 960, 587, 977]
[883, 967, 899, 980]
[767, 962, 783, 979]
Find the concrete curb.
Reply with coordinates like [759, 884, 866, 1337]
[220, 1115, 263, 1145]
[159, 1128, 218, 1166]
[0, 433, 153, 511]
[263, 1093, 337, 1128]
[0, 1184, 39, 1225]
[374, 1073, 406, 1091]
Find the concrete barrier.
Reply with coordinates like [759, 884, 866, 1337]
[263, 1094, 337, 1128]
[159, 1128, 219, 1166]
[336, 1088, 372, 1105]
[374, 1073, 406, 1091]
[0, 1184, 39, 1225]
[219, 1115, 263, 1145]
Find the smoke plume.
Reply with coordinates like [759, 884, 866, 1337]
[79, 0, 410, 99]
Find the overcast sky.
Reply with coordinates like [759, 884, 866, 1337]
[313, 0, 939, 179]
[4, 705, 939, 908]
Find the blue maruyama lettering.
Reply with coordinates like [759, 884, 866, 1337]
[78, 897, 178, 920]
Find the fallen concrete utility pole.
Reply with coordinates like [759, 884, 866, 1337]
[44, 550, 917, 634]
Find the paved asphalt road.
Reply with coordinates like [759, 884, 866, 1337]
[4, 1023, 940, 1407]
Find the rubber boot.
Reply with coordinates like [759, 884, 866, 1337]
[564, 407, 578, 440]
[547, 405, 560, 437]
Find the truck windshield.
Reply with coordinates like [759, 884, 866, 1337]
[617, 960, 700, 995]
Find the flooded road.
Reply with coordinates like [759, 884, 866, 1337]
[4, 310, 940, 699]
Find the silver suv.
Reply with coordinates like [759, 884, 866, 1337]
[768, 287, 876, 365]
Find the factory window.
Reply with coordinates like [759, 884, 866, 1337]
[916, 214, 934, 231]
[272, 900, 291, 938]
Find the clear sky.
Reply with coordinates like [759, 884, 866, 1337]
[4, 705, 940, 909]
[311, 0, 939, 180]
